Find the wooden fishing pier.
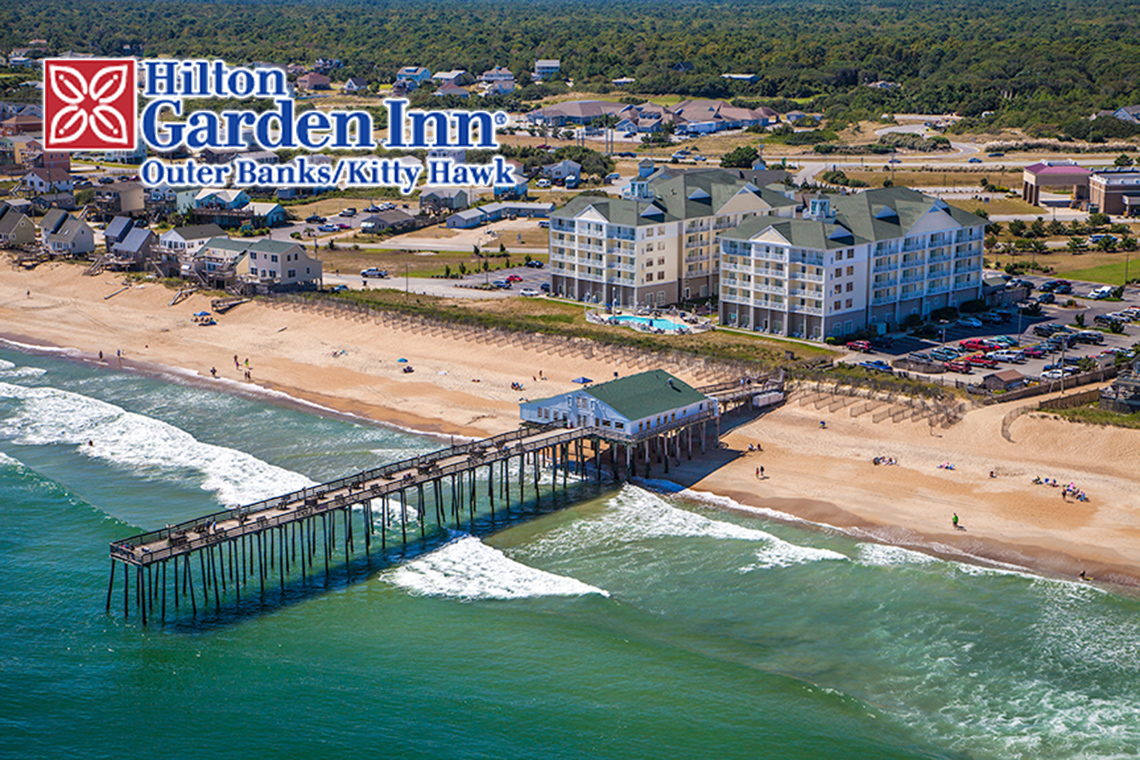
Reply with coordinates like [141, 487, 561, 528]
[106, 375, 778, 623]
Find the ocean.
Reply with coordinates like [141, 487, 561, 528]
[0, 344, 1136, 760]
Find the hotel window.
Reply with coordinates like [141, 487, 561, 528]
[845, 298, 853, 308]
[846, 282, 854, 292]
[250, 252, 257, 260]
[271, 255, 279, 263]
[833, 285, 842, 294]
[833, 300, 841, 310]
[846, 266, 854, 276]
[834, 268, 842, 277]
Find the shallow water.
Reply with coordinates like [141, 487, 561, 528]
[0, 346, 1136, 759]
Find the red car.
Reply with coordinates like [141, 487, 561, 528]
[964, 355, 999, 368]
[845, 340, 873, 353]
[944, 361, 973, 374]
[1023, 347, 1047, 358]
[506, 274, 524, 282]
[959, 338, 999, 352]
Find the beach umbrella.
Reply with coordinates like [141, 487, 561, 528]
[397, 358, 408, 363]
[571, 376, 593, 384]
[193, 310, 211, 316]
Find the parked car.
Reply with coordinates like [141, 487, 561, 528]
[539, 282, 551, 292]
[535, 179, 551, 188]
[1036, 292, 1055, 304]
[910, 352, 934, 363]
[524, 259, 545, 268]
[990, 350, 1026, 363]
[364, 205, 381, 212]
[519, 287, 541, 297]
[991, 335, 1019, 347]
[305, 214, 326, 223]
[360, 268, 389, 278]
[857, 360, 894, 373]
[960, 338, 1000, 352]
[317, 224, 339, 232]
[957, 316, 983, 328]
[1074, 331, 1104, 344]
[1053, 283, 1072, 295]
[491, 279, 511, 289]
[845, 340, 874, 352]
[1023, 346, 1047, 358]
[967, 157, 983, 163]
[944, 360, 973, 374]
[327, 284, 349, 292]
[339, 208, 357, 217]
[1033, 323, 1064, 337]
[505, 274, 524, 283]
[979, 312, 1004, 324]
[964, 355, 1000, 368]
[1087, 286, 1113, 299]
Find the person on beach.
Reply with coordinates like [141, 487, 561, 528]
[98, 350, 103, 361]
[952, 513, 960, 529]
[210, 367, 217, 378]
[819, 420, 827, 429]
[233, 354, 239, 369]
[756, 466, 760, 478]
[760, 465, 765, 479]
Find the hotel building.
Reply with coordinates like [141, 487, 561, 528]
[718, 188, 985, 340]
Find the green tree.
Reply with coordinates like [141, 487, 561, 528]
[1008, 219, 1027, 236]
[1114, 153, 1135, 167]
[1074, 312, 1085, 327]
[1067, 236, 1088, 253]
[1088, 213, 1110, 228]
[720, 145, 759, 168]
[1096, 235, 1117, 252]
[1120, 235, 1138, 251]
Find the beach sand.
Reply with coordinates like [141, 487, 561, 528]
[3, 264, 1139, 585]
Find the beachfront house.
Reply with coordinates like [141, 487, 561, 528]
[519, 370, 717, 439]
[533, 59, 561, 81]
[396, 66, 432, 84]
[188, 237, 321, 293]
[159, 223, 225, 260]
[108, 227, 158, 271]
[40, 209, 95, 256]
[0, 202, 35, 246]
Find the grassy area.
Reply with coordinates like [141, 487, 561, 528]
[948, 197, 1047, 215]
[317, 288, 835, 367]
[1053, 404, 1140, 429]
[843, 169, 1021, 188]
[1063, 257, 1139, 286]
[315, 247, 536, 278]
[987, 251, 1137, 284]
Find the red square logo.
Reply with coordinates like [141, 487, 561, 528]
[43, 58, 137, 151]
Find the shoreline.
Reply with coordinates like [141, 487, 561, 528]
[2, 265, 1138, 590]
[6, 329, 1138, 594]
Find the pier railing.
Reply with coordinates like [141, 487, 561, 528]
[109, 423, 560, 559]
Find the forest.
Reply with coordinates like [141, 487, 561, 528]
[2, 0, 1138, 135]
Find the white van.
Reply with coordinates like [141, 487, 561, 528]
[536, 178, 551, 188]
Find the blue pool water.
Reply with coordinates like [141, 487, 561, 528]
[611, 315, 688, 331]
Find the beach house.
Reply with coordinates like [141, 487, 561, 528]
[519, 370, 716, 440]
[159, 223, 225, 261]
[190, 188, 287, 229]
[0, 202, 35, 246]
[40, 209, 95, 256]
[188, 237, 321, 292]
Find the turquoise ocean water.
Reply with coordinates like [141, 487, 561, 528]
[0, 344, 1136, 760]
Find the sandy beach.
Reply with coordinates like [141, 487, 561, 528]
[3, 263, 1139, 586]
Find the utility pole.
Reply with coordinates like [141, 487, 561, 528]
[405, 262, 409, 295]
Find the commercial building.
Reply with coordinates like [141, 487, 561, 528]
[548, 167, 796, 306]
[718, 188, 985, 340]
[1088, 169, 1140, 216]
[519, 370, 716, 438]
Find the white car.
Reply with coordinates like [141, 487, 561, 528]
[1087, 286, 1113, 299]
[990, 350, 1025, 363]
[519, 287, 541, 297]
[957, 316, 983, 328]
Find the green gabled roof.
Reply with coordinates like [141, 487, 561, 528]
[584, 369, 708, 420]
[721, 214, 865, 249]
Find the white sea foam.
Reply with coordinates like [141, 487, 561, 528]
[0, 359, 14, 371]
[0, 337, 79, 356]
[856, 542, 939, 566]
[0, 381, 316, 505]
[0, 366, 47, 379]
[0, 451, 23, 469]
[524, 485, 848, 572]
[384, 535, 610, 600]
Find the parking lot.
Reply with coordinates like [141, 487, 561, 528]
[323, 262, 549, 299]
[840, 280, 1140, 384]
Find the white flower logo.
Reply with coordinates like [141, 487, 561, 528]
[48, 63, 132, 146]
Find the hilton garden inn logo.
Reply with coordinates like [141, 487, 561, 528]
[43, 57, 519, 194]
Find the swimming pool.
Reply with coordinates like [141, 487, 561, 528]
[610, 315, 688, 331]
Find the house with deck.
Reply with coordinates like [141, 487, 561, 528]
[190, 188, 286, 229]
[0, 202, 35, 246]
[40, 209, 94, 256]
